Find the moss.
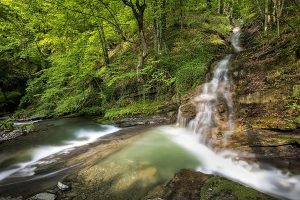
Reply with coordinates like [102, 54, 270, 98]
[292, 85, 300, 98]
[249, 116, 297, 130]
[200, 176, 275, 200]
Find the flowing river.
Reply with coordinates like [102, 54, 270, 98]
[1, 28, 300, 199]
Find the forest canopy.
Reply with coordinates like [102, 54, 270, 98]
[0, 0, 299, 119]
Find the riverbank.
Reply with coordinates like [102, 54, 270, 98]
[0, 124, 158, 198]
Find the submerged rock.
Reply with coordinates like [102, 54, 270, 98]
[28, 193, 56, 200]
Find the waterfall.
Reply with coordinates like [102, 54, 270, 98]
[168, 28, 300, 200]
[176, 107, 188, 127]
[177, 27, 242, 145]
[232, 27, 243, 52]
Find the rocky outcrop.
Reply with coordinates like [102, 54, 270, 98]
[145, 169, 275, 200]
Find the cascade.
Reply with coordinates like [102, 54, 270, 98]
[177, 27, 242, 144]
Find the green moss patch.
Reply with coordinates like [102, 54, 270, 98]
[200, 176, 275, 200]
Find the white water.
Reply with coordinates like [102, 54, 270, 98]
[0, 125, 120, 181]
[171, 28, 300, 199]
[14, 120, 41, 126]
[161, 126, 300, 200]
[189, 54, 234, 144]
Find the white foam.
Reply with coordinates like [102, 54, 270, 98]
[161, 126, 300, 200]
[13, 120, 41, 126]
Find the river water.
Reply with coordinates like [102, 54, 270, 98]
[1, 28, 300, 199]
[0, 118, 202, 197]
[0, 118, 119, 182]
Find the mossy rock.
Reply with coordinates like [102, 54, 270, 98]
[292, 85, 300, 98]
[250, 117, 297, 131]
[200, 176, 276, 200]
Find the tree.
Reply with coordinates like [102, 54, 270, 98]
[122, 0, 148, 76]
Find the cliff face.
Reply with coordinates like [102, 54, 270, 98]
[231, 20, 300, 131]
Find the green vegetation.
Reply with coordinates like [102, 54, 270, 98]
[0, 118, 14, 131]
[200, 176, 275, 200]
[0, 0, 298, 121]
[104, 100, 165, 120]
[0, 0, 235, 118]
[230, 0, 300, 130]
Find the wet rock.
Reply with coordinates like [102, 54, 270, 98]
[28, 193, 56, 200]
[57, 182, 69, 191]
[0, 129, 24, 142]
[146, 170, 275, 200]
[179, 102, 196, 120]
[116, 115, 171, 127]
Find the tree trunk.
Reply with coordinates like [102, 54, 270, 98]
[264, 0, 269, 32]
[277, 18, 280, 37]
[161, 0, 167, 53]
[218, 0, 224, 14]
[137, 22, 147, 72]
[122, 0, 148, 76]
[153, 0, 160, 57]
[97, 22, 110, 66]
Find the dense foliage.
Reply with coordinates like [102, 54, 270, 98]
[0, 0, 298, 119]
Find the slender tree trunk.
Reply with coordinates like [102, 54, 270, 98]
[218, 0, 224, 14]
[274, 0, 285, 37]
[153, 0, 160, 57]
[161, 0, 167, 53]
[122, 0, 148, 76]
[97, 22, 109, 66]
[272, 0, 276, 23]
[137, 20, 147, 71]
[277, 18, 280, 36]
[264, 0, 269, 32]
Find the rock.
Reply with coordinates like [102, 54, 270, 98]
[146, 170, 275, 200]
[28, 193, 56, 200]
[0, 129, 24, 142]
[116, 115, 171, 128]
[57, 182, 69, 191]
[179, 102, 196, 120]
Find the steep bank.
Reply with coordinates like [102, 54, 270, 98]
[232, 20, 300, 131]
[227, 16, 300, 173]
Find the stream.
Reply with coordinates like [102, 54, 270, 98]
[1, 28, 300, 199]
[0, 118, 119, 183]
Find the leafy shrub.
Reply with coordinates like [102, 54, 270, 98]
[0, 119, 14, 131]
[175, 58, 207, 95]
[104, 100, 165, 120]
